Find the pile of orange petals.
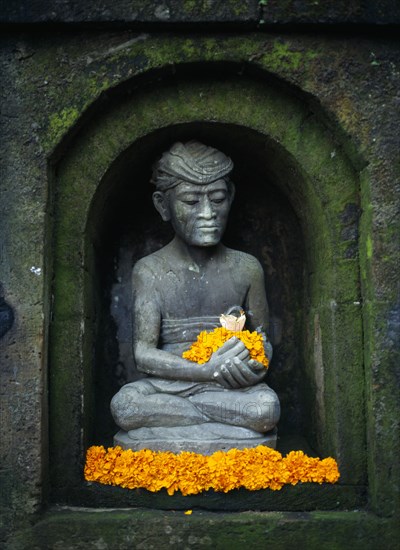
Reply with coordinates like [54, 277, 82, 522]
[84, 445, 340, 496]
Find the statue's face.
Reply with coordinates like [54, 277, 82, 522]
[163, 179, 233, 247]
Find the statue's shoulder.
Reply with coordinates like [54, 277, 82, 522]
[133, 247, 171, 278]
[224, 247, 263, 272]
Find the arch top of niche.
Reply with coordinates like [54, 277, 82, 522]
[49, 65, 365, 508]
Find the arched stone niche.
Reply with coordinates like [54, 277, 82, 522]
[49, 66, 365, 507]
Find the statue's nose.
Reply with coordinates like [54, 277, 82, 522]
[199, 197, 215, 219]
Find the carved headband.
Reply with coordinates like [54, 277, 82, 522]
[151, 141, 234, 191]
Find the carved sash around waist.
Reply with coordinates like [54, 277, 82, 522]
[160, 316, 220, 345]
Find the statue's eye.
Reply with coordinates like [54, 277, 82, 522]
[211, 193, 226, 204]
[183, 199, 199, 205]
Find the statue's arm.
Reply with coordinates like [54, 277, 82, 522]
[243, 257, 269, 331]
[244, 256, 273, 360]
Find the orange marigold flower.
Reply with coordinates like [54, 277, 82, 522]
[183, 327, 269, 368]
[84, 445, 339, 494]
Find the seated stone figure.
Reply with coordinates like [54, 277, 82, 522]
[111, 141, 280, 453]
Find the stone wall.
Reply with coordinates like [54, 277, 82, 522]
[0, 1, 399, 547]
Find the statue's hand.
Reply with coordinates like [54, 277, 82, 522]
[209, 337, 265, 389]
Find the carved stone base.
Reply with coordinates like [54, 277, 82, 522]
[114, 425, 278, 454]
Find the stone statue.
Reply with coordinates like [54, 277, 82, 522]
[111, 141, 280, 453]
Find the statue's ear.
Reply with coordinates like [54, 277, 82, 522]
[152, 191, 171, 221]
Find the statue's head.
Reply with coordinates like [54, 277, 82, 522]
[151, 141, 235, 247]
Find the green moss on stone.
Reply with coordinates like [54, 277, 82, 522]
[183, 0, 197, 12]
[8, 509, 398, 549]
[366, 235, 373, 259]
[181, 38, 197, 59]
[181, 0, 249, 17]
[47, 107, 79, 147]
[258, 41, 318, 73]
[31, 35, 324, 153]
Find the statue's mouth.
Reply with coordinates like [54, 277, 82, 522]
[197, 225, 219, 230]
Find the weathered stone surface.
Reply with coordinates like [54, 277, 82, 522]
[7, 508, 399, 550]
[1, 0, 400, 25]
[0, 0, 259, 25]
[0, 7, 399, 548]
[260, 0, 400, 25]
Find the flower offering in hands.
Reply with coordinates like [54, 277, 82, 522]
[182, 308, 269, 368]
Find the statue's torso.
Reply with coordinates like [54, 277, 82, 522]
[137, 245, 255, 320]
